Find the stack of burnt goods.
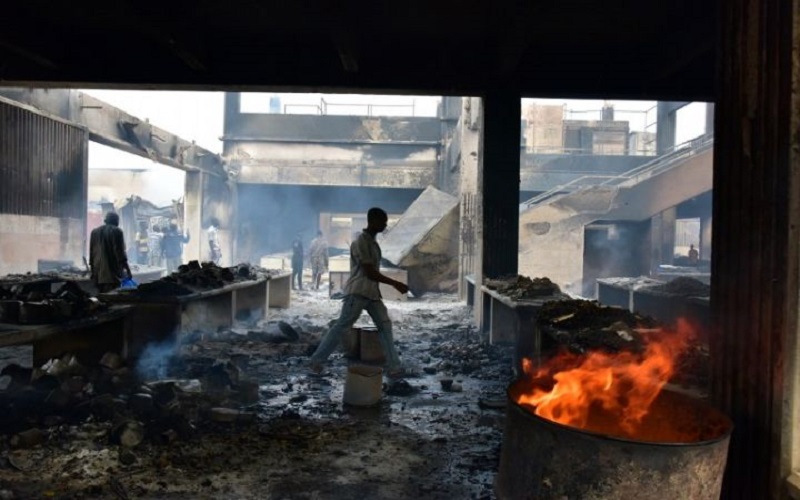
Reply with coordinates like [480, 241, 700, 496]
[131, 262, 277, 297]
[484, 275, 564, 300]
[0, 279, 103, 324]
[0, 351, 262, 450]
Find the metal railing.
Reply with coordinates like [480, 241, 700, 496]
[519, 133, 714, 212]
[283, 98, 417, 117]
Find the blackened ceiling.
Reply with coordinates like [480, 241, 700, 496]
[0, 0, 716, 100]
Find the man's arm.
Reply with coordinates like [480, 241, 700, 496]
[362, 263, 409, 294]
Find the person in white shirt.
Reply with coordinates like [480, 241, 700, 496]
[308, 207, 408, 377]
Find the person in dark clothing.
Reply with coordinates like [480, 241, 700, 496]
[161, 222, 190, 273]
[89, 212, 132, 293]
[291, 236, 304, 290]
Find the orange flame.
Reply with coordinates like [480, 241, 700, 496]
[517, 318, 696, 437]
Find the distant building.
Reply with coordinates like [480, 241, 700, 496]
[522, 104, 565, 153]
[628, 131, 657, 156]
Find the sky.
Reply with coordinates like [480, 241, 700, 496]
[80, 90, 710, 193]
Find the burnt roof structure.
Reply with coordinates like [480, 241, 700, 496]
[0, 0, 715, 100]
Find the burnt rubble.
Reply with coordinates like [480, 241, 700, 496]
[0, 280, 104, 324]
[537, 299, 658, 354]
[536, 299, 709, 392]
[484, 275, 563, 300]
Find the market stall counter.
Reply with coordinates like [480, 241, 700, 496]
[0, 305, 134, 365]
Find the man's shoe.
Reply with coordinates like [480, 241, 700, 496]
[308, 362, 325, 376]
[387, 368, 406, 380]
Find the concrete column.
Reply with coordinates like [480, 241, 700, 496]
[705, 103, 715, 136]
[656, 102, 678, 155]
[481, 89, 520, 279]
[184, 171, 204, 263]
[457, 98, 483, 323]
[712, 0, 800, 496]
[699, 214, 712, 262]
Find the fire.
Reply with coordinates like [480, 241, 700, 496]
[516, 318, 696, 438]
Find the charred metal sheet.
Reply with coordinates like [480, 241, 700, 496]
[0, 97, 87, 218]
[0, 88, 225, 178]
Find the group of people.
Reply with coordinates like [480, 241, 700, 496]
[133, 221, 191, 273]
[291, 230, 330, 290]
[91, 207, 409, 378]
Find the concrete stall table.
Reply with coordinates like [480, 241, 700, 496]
[479, 285, 564, 373]
[0, 305, 133, 365]
[596, 277, 664, 311]
[267, 271, 292, 308]
[99, 278, 270, 355]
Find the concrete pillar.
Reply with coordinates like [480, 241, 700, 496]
[649, 207, 677, 273]
[456, 98, 483, 324]
[712, 0, 800, 496]
[699, 214, 712, 262]
[184, 171, 204, 263]
[705, 103, 715, 136]
[481, 89, 520, 279]
[656, 102, 678, 155]
[224, 92, 241, 134]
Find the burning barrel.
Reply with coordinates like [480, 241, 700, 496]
[496, 323, 732, 499]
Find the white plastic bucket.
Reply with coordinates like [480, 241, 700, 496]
[343, 364, 383, 406]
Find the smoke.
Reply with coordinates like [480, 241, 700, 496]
[136, 337, 178, 381]
[236, 184, 420, 263]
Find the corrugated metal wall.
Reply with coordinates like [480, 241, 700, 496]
[0, 100, 87, 218]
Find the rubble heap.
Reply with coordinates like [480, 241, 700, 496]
[484, 275, 562, 300]
[0, 280, 104, 324]
[537, 299, 658, 354]
[0, 349, 262, 451]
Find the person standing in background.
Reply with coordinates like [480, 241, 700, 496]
[688, 243, 700, 265]
[89, 212, 132, 293]
[162, 221, 190, 273]
[134, 221, 150, 265]
[207, 220, 222, 265]
[291, 235, 304, 290]
[309, 230, 329, 290]
[148, 225, 164, 268]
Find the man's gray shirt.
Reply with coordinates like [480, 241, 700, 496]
[343, 230, 382, 300]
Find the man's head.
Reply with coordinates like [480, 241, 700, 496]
[104, 212, 120, 226]
[366, 207, 388, 233]
[153, 225, 161, 233]
[169, 222, 178, 231]
[317, 230, 323, 237]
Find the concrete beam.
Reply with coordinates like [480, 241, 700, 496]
[238, 161, 436, 188]
[0, 88, 226, 177]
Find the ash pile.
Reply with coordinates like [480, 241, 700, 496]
[0, 280, 104, 324]
[484, 275, 564, 300]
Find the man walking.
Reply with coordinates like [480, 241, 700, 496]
[161, 221, 190, 273]
[89, 212, 132, 293]
[309, 230, 329, 290]
[309, 208, 408, 377]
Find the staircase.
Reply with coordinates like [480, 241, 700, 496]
[517, 134, 714, 293]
